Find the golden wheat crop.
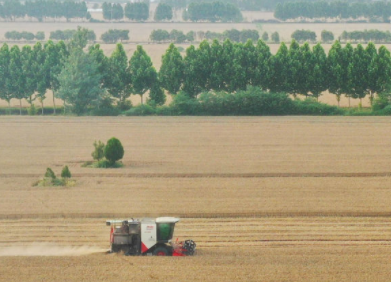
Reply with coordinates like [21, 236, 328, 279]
[0, 116, 390, 281]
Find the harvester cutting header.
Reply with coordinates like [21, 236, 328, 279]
[106, 217, 196, 256]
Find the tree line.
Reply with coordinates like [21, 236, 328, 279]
[160, 0, 368, 12]
[292, 29, 391, 43]
[5, 31, 45, 41]
[101, 1, 243, 22]
[102, 2, 173, 21]
[339, 30, 391, 43]
[1, 30, 391, 115]
[150, 29, 195, 43]
[275, 1, 391, 22]
[0, 0, 89, 22]
[183, 1, 242, 22]
[159, 39, 390, 107]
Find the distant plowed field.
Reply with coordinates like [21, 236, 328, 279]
[0, 116, 390, 281]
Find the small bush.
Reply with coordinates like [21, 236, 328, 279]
[104, 137, 124, 166]
[28, 105, 37, 115]
[44, 168, 56, 179]
[91, 96, 121, 116]
[61, 165, 71, 178]
[124, 104, 156, 116]
[92, 140, 105, 161]
[292, 99, 344, 115]
[170, 92, 202, 115]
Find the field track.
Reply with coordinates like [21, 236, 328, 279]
[3, 172, 391, 178]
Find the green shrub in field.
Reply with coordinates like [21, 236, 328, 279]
[35, 167, 75, 187]
[124, 104, 156, 116]
[92, 140, 105, 161]
[28, 105, 37, 115]
[170, 92, 202, 115]
[45, 168, 56, 179]
[104, 137, 124, 166]
[292, 98, 344, 115]
[61, 166, 71, 178]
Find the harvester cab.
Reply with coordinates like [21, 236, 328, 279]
[106, 217, 196, 256]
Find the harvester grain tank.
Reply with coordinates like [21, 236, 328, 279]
[106, 217, 196, 256]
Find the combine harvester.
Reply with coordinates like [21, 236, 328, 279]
[106, 217, 196, 256]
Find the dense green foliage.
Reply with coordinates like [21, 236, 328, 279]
[92, 140, 105, 161]
[0, 0, 89, 22]
[150, 29, 194, 43]
[102, 2, 123, 20]
[5, 31, 37, 41]
[2, 32, 391, 116]
[104, 137, 124, 165]
[339, 30, 391, 43]
[101, 30, 129, 43]
[61, 165, 71, 178]
[321, 30, 334, 43]
[198, 29, 259, 43]
[50, 29, 96, 42]
[57, 49, 104, 115]
[275, 1, 391, 22]
[271, 32, 280, 43]
[45, 168, 56, 179]
[183, 1, 242, 22]
[124, 2, 149, 21]
[154, 3, 173, 21]
[291, 30, 316, 42]
[161, 0, 324, 12]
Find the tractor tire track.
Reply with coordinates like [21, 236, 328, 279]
[2, 172, 391, 178]
[1, 211, 391, 220]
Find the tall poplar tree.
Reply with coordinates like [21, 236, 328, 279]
[328, 41, 345, 106]
[44, 40, 68, 114]
[32, 42, 48, 114]
[253, 39, 271, 90]
[159, 43, 184, 94]
[267, 42, 290, 93]
[128, 45, 157, 104]
[107, 43, 131, 107]
[309, 43, 328, 100]
[287, 40, 301, 97]
[348, 44, 369, 105]
[9, 45, 26, 114]
[221, 39, 237, 92]
[297, 42, 313, 98]
[209, 39, 226, 91]
[21, 45, 36, 106]
[57, 49, 104, 115]
[0, 44, 12, 107]
[366, 42, 379, 105]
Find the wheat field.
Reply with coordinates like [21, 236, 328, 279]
[0, 116, 390, 281]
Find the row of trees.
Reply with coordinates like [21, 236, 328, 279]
[101, 2, 150, 21]
[1, 30, 391, 115]
[160, 0, 338, 12]
[340, 30, 391, 43]
[150, 29, 194, 43]
[201, 29, 260, 43]
[101, 30, 129, 43]
[158, 40, 391, 107]
[0, 0, 89, 22]
[5, 31, 44, 41]
[275, 1, 391, 22]
[291, 30, 317, 42]
[50, 29, 96, 42]
[183, 1, 243, 22]
[292, 29, 391, 43]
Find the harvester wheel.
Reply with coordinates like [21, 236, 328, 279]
[153, 246, 169, 256]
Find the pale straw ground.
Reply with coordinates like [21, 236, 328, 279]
[0, 116, 390, 281]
